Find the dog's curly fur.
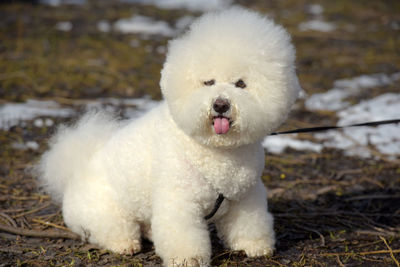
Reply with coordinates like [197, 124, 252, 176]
[37, 7, 300, 267]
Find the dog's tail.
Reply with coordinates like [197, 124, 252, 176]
[35, 110, 118, 203]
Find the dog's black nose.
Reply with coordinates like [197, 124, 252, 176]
[213, 98, 230, 114]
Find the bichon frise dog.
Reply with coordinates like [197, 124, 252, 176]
[37, 7, 300, 267]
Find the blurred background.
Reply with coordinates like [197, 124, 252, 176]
[0, 0, 399, 266]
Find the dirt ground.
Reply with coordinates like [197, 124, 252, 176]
[1, 0, 400, 266]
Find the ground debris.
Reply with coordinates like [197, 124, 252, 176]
[1, 0, 400, 266]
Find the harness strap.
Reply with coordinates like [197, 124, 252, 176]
[204, 194, 225, 220]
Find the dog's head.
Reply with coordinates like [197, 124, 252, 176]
[160, 7, 301, 148]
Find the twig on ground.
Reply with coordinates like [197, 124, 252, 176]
[0, 194, 50, 201]
[211, 250, 234, 262]
[20, 215, 32, 229]
[34, 210, 62, 222]
[358, 177, 385, 188]
[264, 258, 286, 267]
[0, 208, 25, 213]
[296, 224, 326, 247]
[358, 255, 386, 263]
[32, 218, 70, 231]
[380, 236, 400, 267]
[346, 194, 400, 201]
[0, 223, 81, 240]
[354, 240, 381, 249]
[334, 168, 363, 179]
[336, 255, 346, 267]
[321, 249, 400, 257]
[356, 230, 400, 238]
[13, 202, 51, 218]
[0, 247, 24, 254]
[0, 212, 17, 227]
[275, 212, 400, 217]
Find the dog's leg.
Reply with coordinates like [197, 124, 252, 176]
[62, 184, 142, 255]
[151, 190, 211, 267]
[215, 180, 275, 257]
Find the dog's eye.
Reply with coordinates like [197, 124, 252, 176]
[235, 79, 246, 89]
[203, 79, 215, 86]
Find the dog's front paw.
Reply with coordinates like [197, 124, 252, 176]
[107, 238, 142, 255]
[231, 238, 275, 257]
[169, 257, 209, 267]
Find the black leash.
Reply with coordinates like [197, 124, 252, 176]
[205, 119, 400, 220]
[270, 119, 400, 136]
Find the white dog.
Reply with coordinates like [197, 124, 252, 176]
[37, 7, 300, 267]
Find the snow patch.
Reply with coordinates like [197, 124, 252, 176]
[175, 16, 195, 31]
[55, 21, 73, 32]
[314, 93, 400, 158]
[334, 72, 399, 89]
[263, 135, 323, 154]
[306, 73, 400, 111]
[119, 0, 232, 12]
[305, 73, 400, 159]
[12, 141, 40, 151]
[156, 46, 167, 54]
[338, 93, 400, 125]
[0, 97, 159, 131]
[114, 15, 175, 36]
[307, 4, 324, 16]
[34, 118, 54, 128]
[97, 20, 111, 33]
[298, 88, 308, 99]
[0, 100, 75, 130]
[298, 19, 336, 32]
[265, 73, 400, 159]
[40, 0, 85, 6]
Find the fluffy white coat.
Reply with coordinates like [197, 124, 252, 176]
[37, 7, 300, 267]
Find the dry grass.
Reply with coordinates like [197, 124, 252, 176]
[1, 0, 399, 266]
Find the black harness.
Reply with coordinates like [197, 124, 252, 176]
[204, 194, 225, 220]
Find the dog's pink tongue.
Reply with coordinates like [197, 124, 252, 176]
[213, 117, 230, 134]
